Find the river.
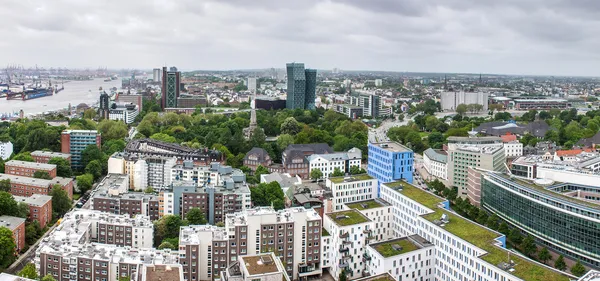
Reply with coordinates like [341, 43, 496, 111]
[0, 78, 123, 116]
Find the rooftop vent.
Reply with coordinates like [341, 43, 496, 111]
[335, 215, 349, 220]
[380, 144, 389, 148]
[360, 203, 368, 209]
[391, 244, 403, 251]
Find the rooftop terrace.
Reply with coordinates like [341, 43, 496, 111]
[371, 237, 421, 257]
[242, 254, 280, 275]
[388, 180, 569, 281]
[346, 199, 387, 210]
[329, 174, 373, 184]
[326, 209, 370, 226]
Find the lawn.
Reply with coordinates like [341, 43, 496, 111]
[385, 180, 444, 209]
[347, 200, 384, 210]
[373, 238, 419, 257]
[329, 174, 373, 183]
[327, 210, 370, 226]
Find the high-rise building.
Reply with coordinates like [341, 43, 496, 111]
[99, 92, 110, 119]
[161, 66, 181, 109]
[286, 63, 317, 110]
[61, 130, 101, 169]
[153, 68, 162, 83]
[247, 77, 257, 92]
[0, 141, 13, 160]
[367, 142, 414, 195]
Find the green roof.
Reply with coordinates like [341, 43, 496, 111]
[327, 210, 370, 226]
[384, 181, 444, 209]
[347, 199, 385, 210]
[322, 227, 330, 237]
[387, 180, 569, 281]
[329, 174, 373, 184]
[372, 238, 420, 257]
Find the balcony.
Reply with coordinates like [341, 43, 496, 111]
[363, 229, 372, 234]
[338, 262, 349, 268]
[342, 240, 352, 245]
[362, 271, 371, 277]
[339, 232, 349, 239]
[339, 247, 349, 253]
[362, 254, 371, 261]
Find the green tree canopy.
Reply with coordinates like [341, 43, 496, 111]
[85, 160, 103, 181]
[97, 120, 128, 142]
[150, 133, 177, 143]
[81, 144, 103, 171]
[50, 185, 72, 218]
[76, 174, 94, 194]
[48, 157, 72, 178]
[554, 255, 566, 271]
[331, 168, 345, 177]
[0, 179, 10, 192]
[154, 215, 186, 247]
[538, 247, 551, 265]
[310, 169, 323, 181]
[33, 170, 52, 179]
[0, 226, 16, 268]
[571, 260, 587, 277]
[18, 263, 38, 279]
[280, 117, 301, 135]
[13, 152, 34, 162]
[456, 104, 467, 116]
[250, 181, 285, 210]
[185, 208, 207, 225]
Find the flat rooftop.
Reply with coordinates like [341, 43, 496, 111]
[370, 141, 412, 153]
[327, 209, 370, 226]
[242, 254, 280, 275]
[384, 181, 444, 209]
[5, 160, 56, 170]
[14, 194, 52, 207]
[353, 273, 396, 281]
[0, 216, 25, 230]
[370, 235, 431, 257]
[329, 174, 373, 184]
[31, 151, 71, 158]
[346, 199, 388, 210]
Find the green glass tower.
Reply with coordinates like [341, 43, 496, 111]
[286, 63, 317, 110]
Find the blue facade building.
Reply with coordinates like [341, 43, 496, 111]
[368, 142, 414, 195]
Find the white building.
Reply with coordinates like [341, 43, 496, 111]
[109, 103, 139, 124]
[504, 140, 523, 158]
[365, 235, 435, 281]
[379, 180, 571, 281]
[323, 209, 376, 281]
[510, 152, 600, 186]
[422, 148, 448, 180]
[326, 174, 377, 211]
[247, 77, 257, 92]
[0, 141, 13, 160]
[108, 152, 175, 191]
[153, 68, 162, 82]
[440, 91, 489, 112]
[95, 173, 130, 195]
[307, 148, 362, 179]
[344, 199, 393, 241]
[374, 79, 382, 87]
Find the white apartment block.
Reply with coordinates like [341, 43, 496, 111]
[221, 253, 291, 281]
[343, 199, 393, 241]
[307, 148, 362, 179]
[365, 235, 435, 281]
[423, 148, 448, 180]
[379, 180, 571, 281]
[0, 141, 13, 160]
[504, 141, 523, 158]
[323, 209, 376, 281]
[326, 174, 377, 211]
[108, 152, 175, 190]
[510, 152, 600, 186]
[179, 207, 322, 281]
[109, 104, 139, 124]
[247, 77, 257, 92]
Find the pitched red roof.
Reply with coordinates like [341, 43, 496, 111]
[555, 148, 593, 157]
[501, 134, 517, 143]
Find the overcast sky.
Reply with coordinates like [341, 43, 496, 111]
[1, 0, 599, 76]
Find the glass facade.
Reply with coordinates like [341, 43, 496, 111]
[304, 69, 317, 110]
[165, 72, 178, 108]
[286, 63, 317, 110]
[481, 174, 600, 267]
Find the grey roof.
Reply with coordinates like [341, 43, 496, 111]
[0, 216, 25, 230]
[31, 151, 71, 159]
[0, 273, 36, 281]
[13, 194, 52, 207]
[423, 148, 448, 164]
[370, 142, 412, 153]
[577, 132, 600, 148]
[294, 193, 322, 205]
[475, 120, 549, 138]
[244, 147, 269, 162]
[261, 173, 299, 188]
[0, 173, 52, 187]
[5, 160, 56, 170]
[284, 143, 333, 156]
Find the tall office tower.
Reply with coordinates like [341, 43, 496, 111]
[368, 94, 380, 117]
[61, 130, 101, 169]
[153, 68, 161, 82]
[247, 77, 257, 92]
[161, 66, 181, 109]
[98, 92, 110, 119]
[286, 63, 306, 110]
[304, 69, 317, 110]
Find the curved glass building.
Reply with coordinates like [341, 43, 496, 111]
[481, 172, 600, 267]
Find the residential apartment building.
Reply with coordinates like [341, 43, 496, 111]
[243, 147, 272, 172]
[440, 91, 489, 112]
[282, 144, 333, 179]
[0, 141, 13, 160]
[446, 136, 506, 197]
[108, 152, 176, 191]
[345, 199, 393, 242]
[124, 138, 224, 166]
[0, 173, 74, 199]
[31, 150, 71, 165]
[220, 253, 290, 281]
[481, 172, 600, 268]
[333, 104, 363, 119]
[326, 175, 377, 211]
[501, 134, 523, 158]
[379, 180, 571, 281]
[14, 194, 53, 226]
[179, 207, 321, 281]
[91, 174, 160, 221]
[0, 216, 26, 252]
[307, 148, 361, 179]
[422, 148, 448, 180]
[367, 142, 413, 194]
[365, 235, 435, 281]
[60, 130, 101, 169]
[108, 103, 139, 124]
[5, 160, 57, 178]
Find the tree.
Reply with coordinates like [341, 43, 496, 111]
[427, 132, 445, 149]
[41, 274, 57, 281]
[508, 228, 522, 245]
[0, 191, 18, 217]
[154, 215, 186, 246]
[85, 160, 103, 180]
[332, 168, 345, 177]
[158, 241, 175, 250]
[13, 152, 34, 162]
[0, 179, 10, 192]
[50, 185, 72, 218]
[102, 139, 126, 155]
[97, 120, 128, 142]
[150, 133, 177, 143]
[83, 108, 97, 119]
[76, 174, 94, 194]
[554, 255, 567, 271]
[280, 117, 301, 135]
[250, 181, 285, 210]
[16, 202, 29, 218]
[276, 134, 295, 151]
[339, 270, 348, 281]
[144, 186, 154, 194]
[48, 157, 72, 178]
[18, 263, 38, 279]
[33, 170, 52, 179]
[81, 144, 103, 170]
[0, 227, 16, 268]
[538, 247, 551, 265]
[310, 169, 323, 181]
[571, 260, 587, 277]
[520, 235, 537, 257]
[498, 222, 509, 235]
[185, 208, 207, 225]
[456, 104, 467, 116]
[349, 166, 366, 175]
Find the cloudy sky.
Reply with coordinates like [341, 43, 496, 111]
[1, 0, 598, 76]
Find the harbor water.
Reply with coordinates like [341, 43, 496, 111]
[0, 78, 122, 116]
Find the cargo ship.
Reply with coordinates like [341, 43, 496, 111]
[22, 87, 52, 100]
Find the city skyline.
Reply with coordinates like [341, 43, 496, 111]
[2, 1, 600, 77]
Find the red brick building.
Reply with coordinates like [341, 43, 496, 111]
[14, 194, 53, 227]
[31, 150, 72, 165]
[0, 173, 74, 199]
[5, 160, 57, 178]
[0, 216, 26, 252]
